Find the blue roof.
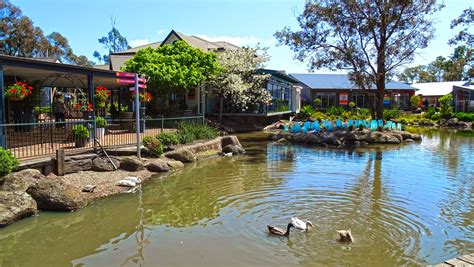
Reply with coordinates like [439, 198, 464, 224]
[290, 73, 415, 90]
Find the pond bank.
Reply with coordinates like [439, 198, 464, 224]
[0, 135, 245, 227]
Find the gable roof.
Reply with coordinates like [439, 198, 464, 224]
[412, 81, 468, 96]
[290, 73, 415, 90]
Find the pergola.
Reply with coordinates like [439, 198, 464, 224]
[0, 55, 133, 149]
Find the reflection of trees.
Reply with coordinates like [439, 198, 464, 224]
[142, 155, 285, 228]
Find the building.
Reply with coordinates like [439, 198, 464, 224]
[106, 30, 301, 116]
[412, 81, 466, 108]
[290, 73, 416, 110]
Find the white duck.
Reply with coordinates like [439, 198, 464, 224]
[291, 217, 314, 231]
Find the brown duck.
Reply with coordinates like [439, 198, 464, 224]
[337, 229, 354, 242]
[267, 223, 295, 236]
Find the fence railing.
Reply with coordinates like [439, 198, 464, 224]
[0, 114, 204, 160]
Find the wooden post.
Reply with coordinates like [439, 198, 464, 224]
[56, 148, 65, 176]
[135, 74, 141, 159]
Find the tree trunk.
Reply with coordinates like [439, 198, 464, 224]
[218, 95, 224, 121]
[375, 90, 384, 120]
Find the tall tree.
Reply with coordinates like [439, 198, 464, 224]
[93, 20, 131, 64]
[449, 7, 473, 47]
[0, 0, 93, 66]
[205, 47, 271, 120]
[275, 0, 443, 119]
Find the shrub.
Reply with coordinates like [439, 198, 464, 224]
[176, 122, 219, 144]
[348, 101, 356, 109]
[424, 107, 437, 120]
[71, 125, 89, 138]
[431, 113, 441, 121]
[299, 105, 315, 119]
[438, 94, 453, 119]
[383, 108, 399, 120]
[454, 112, 474, 122]
[143, 136, 163, 157]
[95, 116, 107, 128]
[410, 95, 420, 109]
[157, 132, 180, 148]
[357, 108, 371, 119]
[0, 148, 19, 177]
[328, 106, 345, 116]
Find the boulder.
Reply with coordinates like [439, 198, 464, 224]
[404, 138, 415, 143]
[166, 149, 196, 163]
[120, 157, 144, 171]
[221, 135, 243, 148]
[368, 132, 401, 144]
[164, 159, 185, 170]
[146, 159, 170, 172]
[276, 138, 288, 144]
[65, 159, 92, 174]
[92, 157, 120, 172]
[27, 179, 84, 211]
[0, 191, 37, 227]
[222, 145, 246, 155]
[1, 169, 43, 192]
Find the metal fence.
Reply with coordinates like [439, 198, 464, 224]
[0, 114, 204, 160]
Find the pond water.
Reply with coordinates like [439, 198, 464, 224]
[0, 129, 473, 266]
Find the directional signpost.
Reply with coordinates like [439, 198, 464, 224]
[116, 72, 147, 158]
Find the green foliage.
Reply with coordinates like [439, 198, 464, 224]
[156, 132, 180, 148]
[424, 107, 437, 119]
[348, 101, 356, 109]
[276, 105, 289, 112]
[93, 22, 131, 64]
[356, 108, 371, 119]
[123, 41, 221, 91]
[299, 105, 316, 119]
[0, 148, 19, 177]
[454, 112, 474, 122]
[314, 98, 322, 106]
[71, 125, 89, 138]
[95, 116, 107, 128]
[383, 108, 399, 120]
[438, 94, 454, 119]
[176, 122, 219, 144]
[33, 106, 52, 113]
[143, 136, 163, 157]
[327, 106, 345, 116]
[410, 95, 420, 109]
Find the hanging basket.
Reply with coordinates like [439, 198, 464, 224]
[8, 95, 27, 101]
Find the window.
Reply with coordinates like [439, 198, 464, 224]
[315, 93, 336, 109]
[352, 93, 365, 108]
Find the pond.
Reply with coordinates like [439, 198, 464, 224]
[0, 129, 472, 266]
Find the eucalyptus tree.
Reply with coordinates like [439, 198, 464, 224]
[449, 7, 473, 48]
[205, 47, 271, 121]
[275, 0, 443, 119]
[93, 20, 131, 64]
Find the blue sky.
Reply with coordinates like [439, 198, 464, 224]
[14, 0, 471, 74]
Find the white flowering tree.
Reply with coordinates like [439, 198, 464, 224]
[206, 47, 272, 120]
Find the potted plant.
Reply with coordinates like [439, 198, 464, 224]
[4, 81, 33, 101]
[71, 125, 89, 148]
[95, 116, 107, 140]
[73, 102, 93, 119]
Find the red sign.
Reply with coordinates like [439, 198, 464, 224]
[116, 72, 146, 84]
[339, 92, 348, 105]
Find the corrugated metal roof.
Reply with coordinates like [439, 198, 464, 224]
[412, 81, 468, 96]
[290, 73, 415, 90]
[113, 41, 162, 54]
[257, 69, 300, 84]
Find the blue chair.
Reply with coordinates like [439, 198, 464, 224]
[397, 123, 402, 131]
[391, 122, 397, 130]
[312, 121, 320, 132]
[303, 121, 311, 130]
[348, 120, 354, 128]
[283, 124, 289, 132]
[377, 119, 384, 128]
[335, 120, 342, 129]
[370, 120, 378, 131]
[291, 124, 301, 133]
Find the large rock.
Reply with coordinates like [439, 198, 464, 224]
[368, 132, 401, 144]
[0, 191, 37, 227]
[222, 144, 246, 155]
[27, 179, 84, 211]
[166, 149, 196, 163]
[1, 169, 43, 192]
[146, 159, 170, 172]
[164, 159, 185, 170]
[65, 159, 92, 174]
[120, 157, 144, 171]
[221, 135, 242, 148]
[398, 131, 422, 141]
[92, 157, 120, 172]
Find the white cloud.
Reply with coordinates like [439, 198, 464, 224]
[129, 39, 149, 47]
[194, 34, 275, 47]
